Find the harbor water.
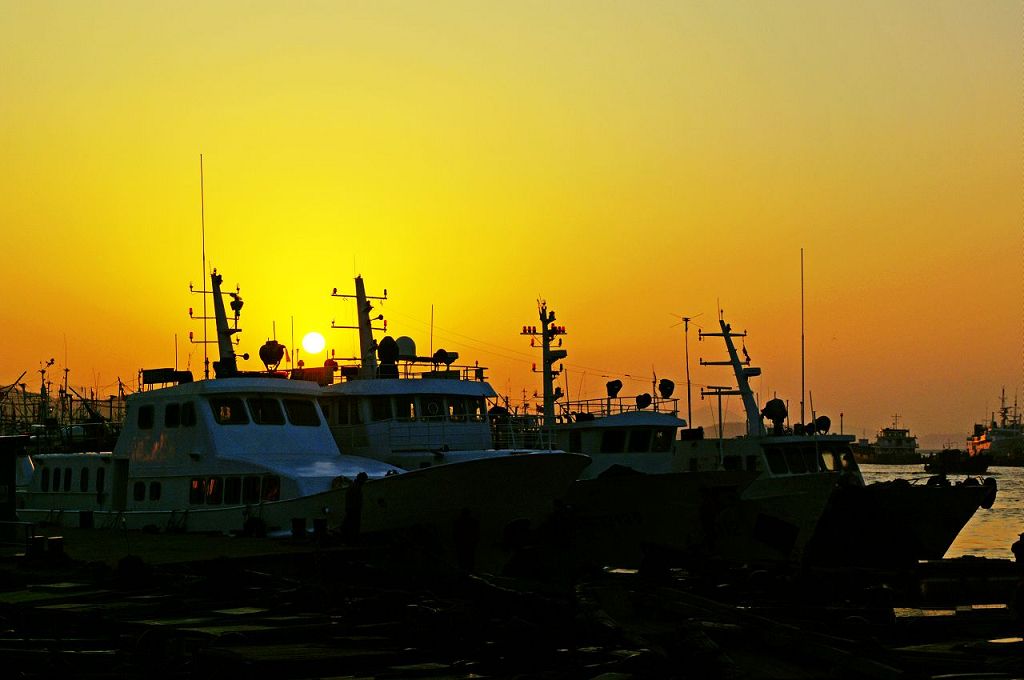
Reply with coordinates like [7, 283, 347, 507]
[861, 463, 1024, 560]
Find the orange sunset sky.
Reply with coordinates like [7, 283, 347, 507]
[1, 1, 1020, 443]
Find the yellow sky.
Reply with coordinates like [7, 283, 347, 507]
[1, 1, 1020, 440]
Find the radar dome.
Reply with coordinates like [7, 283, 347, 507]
[395, 336, 417, 360]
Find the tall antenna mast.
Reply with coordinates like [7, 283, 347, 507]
[679, 315, 701, 426]
[200, 154, 209, 380]
[800, 247, 805, 425]
[521, 300, 567, 428]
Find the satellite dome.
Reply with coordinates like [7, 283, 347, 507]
[395, 336, 417, 360]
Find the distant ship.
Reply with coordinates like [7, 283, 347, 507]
[923, 447, 991, 475]
[966, 388, 1024, 466]
[850, 416, 921, 465]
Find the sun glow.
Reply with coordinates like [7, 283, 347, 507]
[301, 331, 326, 355]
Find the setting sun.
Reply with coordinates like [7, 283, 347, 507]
[301, 331, 326, 355]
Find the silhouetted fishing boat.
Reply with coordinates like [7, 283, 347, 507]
[923, 447, 991, 475]
[319, 284, 755, 569]
[15, 270, 587, 572]
[674, 318, 857, 564]
[678, 317, 997, 568]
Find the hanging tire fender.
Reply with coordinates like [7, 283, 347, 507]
[981, 477, 997, 510]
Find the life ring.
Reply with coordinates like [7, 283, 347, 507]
[427, 401, 440, 417]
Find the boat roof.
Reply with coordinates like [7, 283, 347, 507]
[322, 378, 496, 399]
[132, 376, 323, 402]
[753, 433, 855, 445]
[561, 410, 685, 430]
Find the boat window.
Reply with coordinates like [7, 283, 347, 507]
[395, 396, 416, 421]
[764, 447, 789, 474]
[652, 428, 674, 453]
[52, 467, 61, 491]
[224, 477, 241, 505]
[248, 397, 285, 425]
[63, 468, 72, 491]
[181, 402, 197, 427]
[41, 468, 50, 491]
[149, 481, 161, 502]
[600, 430, 627, 453]
[80, 467, 89, 492]
[284, 399, 321, 427]
[238, 477, 260, 503]
[209, 397, 249, 425]
[785, 449, 807, 473]
[370, 396, 392, 422]
[189, 478, 204, 505]
[421, 395, 445, 420]
[449, 398, 467, 422]
[96, 467, 105, 494]
[133, 481, 145, 502]
[138, 405, 154, 429]
[164, 403, 181, 428]
[569, 430, 582, 453]
[331, 396, 362, 425]
[723, 455, 742, 471]
[468, 398, 486, 422]
[835, 446, 860, 473]
[841, 450, 859, 473]
[820, 450, 840, 471]
[242, 476, 261, 504]
[628, 430, 651, 453]
[206, 477, 223, 505]
[316, 398, 332, 423]
[262, 475, 281, 502]
[802, 447, 820, 472]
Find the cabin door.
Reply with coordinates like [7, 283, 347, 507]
[111, 459, 129, 511]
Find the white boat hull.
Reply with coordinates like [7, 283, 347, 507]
[17, 451, 589, 573]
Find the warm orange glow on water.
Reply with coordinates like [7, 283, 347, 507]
[1, 2, 1020, 445]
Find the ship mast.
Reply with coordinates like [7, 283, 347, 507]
[699, 318, 763, 436]
[522, 300, 567, 428]
[208, 271, 245, 378]
[330, 276, 387, 379]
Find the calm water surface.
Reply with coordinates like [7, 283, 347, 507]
[860, 464, 1024, 560]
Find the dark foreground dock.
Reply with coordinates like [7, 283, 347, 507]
[0, 526, 1021, 679]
